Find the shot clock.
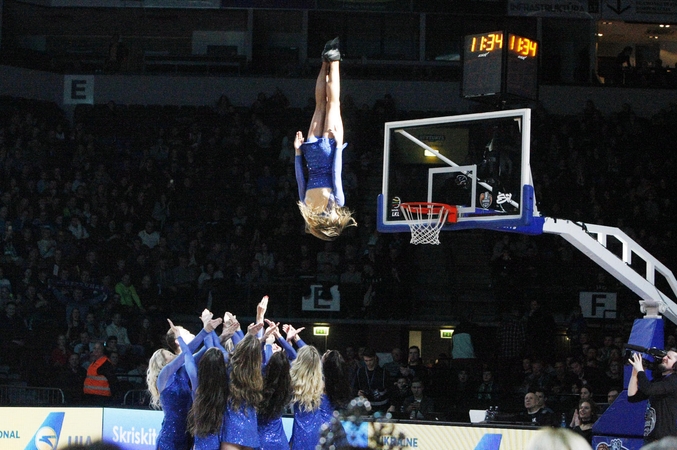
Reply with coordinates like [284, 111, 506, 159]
[462, 31, 539, 102]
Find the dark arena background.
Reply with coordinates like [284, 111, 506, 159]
[0, 1, 676, 449]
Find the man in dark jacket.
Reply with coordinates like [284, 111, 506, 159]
[353, 347, 391, 414]
[628, 351, 677, 444]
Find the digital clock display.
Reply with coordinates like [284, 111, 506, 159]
[508, 34, 538, 58]
[462, 31, 539, 101]
[468, 32, 504, 53]
[462, 31, 504, 98]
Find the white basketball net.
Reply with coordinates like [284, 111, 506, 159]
[399, 203, 450, 245]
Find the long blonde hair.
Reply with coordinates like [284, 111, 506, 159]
[229, 333, 264, 412]
[290, 345, 324, 412]
[298, 201, 356, 241]
[147, 348, 174, 409]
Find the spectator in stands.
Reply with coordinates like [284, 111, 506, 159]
[449, 369, 473, 421]
[571, 399, 597, 445]
[403, 378, 435, 420]
[168, 254, 198, 312]
[57, 353, 87, 404]
[138, 221, 160, 249]
[105, 312, 143, 357]
[52, 285, 107, 324]
[521, 390, 555, 426]
[50, 333, 73, 367]
[0, 301, 28, 369]
[451, 320, 476, 360]
[402, 345, 426, 382]
[353, 347, 391, 415]
[523, 360, 552, 392]
[114, 273, 145, 315]
[525, 299, 557, 363]
[388, 376, 411, 418]
[497, 307, 525, 364]
[84, 311, 106, 342]
[382, 347, 404, 379]
[66, 307, 85, 346]
[477, 368, 501, 404]
[73, 331, 94, 364]
[605, 388, 620, 409]
[0, 266, 12, 294]
[83, 341, 118, 404]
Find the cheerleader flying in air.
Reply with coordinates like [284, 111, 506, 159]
[295, 37, 356, 241]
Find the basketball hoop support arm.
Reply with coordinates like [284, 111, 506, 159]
[538, 217, 677, 323]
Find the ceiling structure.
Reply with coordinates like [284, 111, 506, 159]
[597, 21, 677, 44]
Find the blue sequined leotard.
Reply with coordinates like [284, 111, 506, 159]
[295, 136, 347, 208]
[220, 402, 260, 448]
[290, 394, 334, 450]
[156, 367, 193, 450]
[257, 415, 288, 450]
[193, 433, 220, 450]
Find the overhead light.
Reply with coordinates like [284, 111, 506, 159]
[597, 33, 604, 37]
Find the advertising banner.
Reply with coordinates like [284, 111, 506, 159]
[0, 407, 102, 450]
[102, 408, 164, 450]
[508, 0, 600, 17]
[378, 423, 539, 450]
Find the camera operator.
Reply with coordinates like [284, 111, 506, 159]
[628, 350, 677, 444]
[353, 348, 391, 415]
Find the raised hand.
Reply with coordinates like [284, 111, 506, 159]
[284, 324, 305, 343]
[265, 319, 282, 339]
[247, 322, 264, 336]
[629, 352, 645, 372]
[200, 309, 213, 328]
[221, 317, 240, 342]
[294, 131, 305, 152]
[167, 318, 179, 337]
[256, 296, 269, 324]
[205, 317, 223, 333]
[262, 321, 279, 343]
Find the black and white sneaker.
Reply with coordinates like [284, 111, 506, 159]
[322, 37, 341, 62]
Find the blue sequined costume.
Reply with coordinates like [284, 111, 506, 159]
[193, 433, 220, 450]
[257, 416, 288, 450]
[221, 402, 260, 448]
[156, 367, 193, 450]
[295, 136, 347, 208]
[290, 394, 334, 450]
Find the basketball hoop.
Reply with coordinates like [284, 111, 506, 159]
[399, 202, 457, 245]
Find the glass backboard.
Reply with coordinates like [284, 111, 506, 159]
[377, 108, 535, 233]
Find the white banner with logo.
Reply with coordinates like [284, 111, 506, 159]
[0, 407, 102, 449]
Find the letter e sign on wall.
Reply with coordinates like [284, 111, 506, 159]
[64, 75, 94, 105]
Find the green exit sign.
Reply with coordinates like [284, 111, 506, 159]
[313, 327, 329, 336]
[440, 330, 453, 339]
